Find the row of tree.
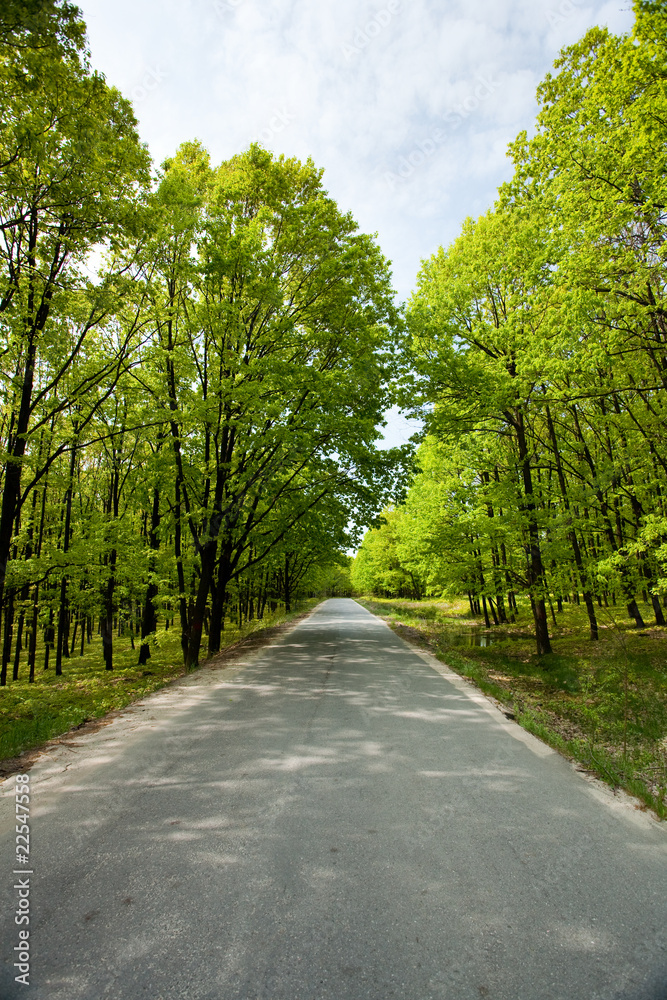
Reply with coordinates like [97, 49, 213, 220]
[0, 2, 404, 683]
[354, 1, 667, 656]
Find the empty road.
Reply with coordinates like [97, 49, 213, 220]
[1, 598, 666, 999]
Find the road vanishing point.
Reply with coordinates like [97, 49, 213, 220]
[1, 598, 666, 999]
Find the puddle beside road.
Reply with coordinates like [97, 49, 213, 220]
[446, 629, 497, 648]
[444, 628, 533, 648]
[395, 618, 533, 649]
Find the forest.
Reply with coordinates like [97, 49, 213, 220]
[354, 1, 667, 657]
[1, 0, 666, 804]
[0, 0, 408, 701]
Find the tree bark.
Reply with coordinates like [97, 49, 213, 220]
[514, 411, 552, 655]
[101, 550, 116, 671]
[185, 543, 216, 669]
[139, 485, 161, 665]
[545, 405, 598, 641]
[1, 590, 14, 686]
[55, 429, 78, 675]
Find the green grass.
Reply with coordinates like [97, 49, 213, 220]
[355, 595, 667, 820]
[0, 600, 318, 766]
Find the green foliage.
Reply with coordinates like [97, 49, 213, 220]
[0, 0, 409, 700]
[393, 5, 667, 655]
[306, 557, 353, 598]
[352, 508, 424, 598]
[0, 0, 86, 57]
[134, 140, 406, 664]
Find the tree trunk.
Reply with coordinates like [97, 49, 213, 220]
[544, 406, 598, 641]
[1, 591, 15, 686]
[12, 609, 24, 681]
[208, 542, 232, 656]
[28, 586, 39, 683]
[186, 543, 216, 669]
[55, 576, 69, 677]
[43, 608, 54, 670]
[0, 332, 37, 621]
[570, 406, 643, 628]
[481, 594, 491, 629]
[514, 411, 551, 655]
[55, 430, 78, 676]
[101, 549, 116, 671]
[139, 485, 161, 665]
[650, 592, 666, 627]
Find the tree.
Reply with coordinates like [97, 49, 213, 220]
[405, 206, 558, 653]
[388, 3, 667, 655]
[0, 25, 150, 680]
[352, 508, 423, 599]
[139, 143, 405, 666]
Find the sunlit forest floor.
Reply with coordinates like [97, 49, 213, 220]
[0, 600, 318, 771]
[355, 595, 667, 820]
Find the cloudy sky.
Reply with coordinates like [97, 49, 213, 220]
[77, 0, 634, 445]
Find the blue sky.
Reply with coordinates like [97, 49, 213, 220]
[78, 0, 634, 446]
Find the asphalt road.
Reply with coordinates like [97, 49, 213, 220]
[1, 598, 666, 1000]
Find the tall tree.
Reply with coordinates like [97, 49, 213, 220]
[141, 143, 405, 667]
[0, 24, 150, 631]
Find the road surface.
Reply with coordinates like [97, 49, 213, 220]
[1, 598, 666, 999]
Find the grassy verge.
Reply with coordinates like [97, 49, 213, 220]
[355, 595, 667, 820]
[0, 600, 318, 768]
